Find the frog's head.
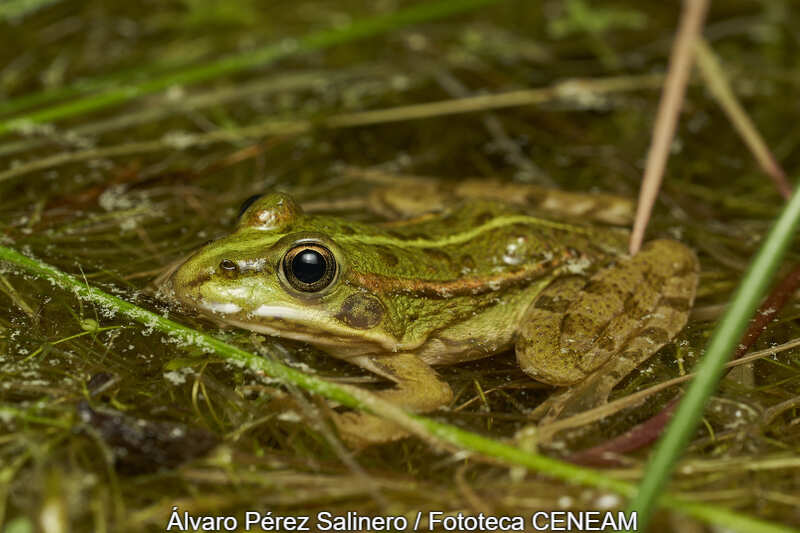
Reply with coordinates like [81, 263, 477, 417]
[165, 192, 398, 355]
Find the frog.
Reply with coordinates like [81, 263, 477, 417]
[161, 187, 698, 447]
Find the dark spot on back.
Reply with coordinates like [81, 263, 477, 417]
[623, 296, 646, 316]
[582, 280, 613, 295]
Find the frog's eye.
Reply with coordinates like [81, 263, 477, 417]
[237, 194, 264, 219]
[282, 244, 337, 293]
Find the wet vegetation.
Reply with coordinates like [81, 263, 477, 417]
[1, 0, 799, 531]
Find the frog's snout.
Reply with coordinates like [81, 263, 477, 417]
[164, 254, 211, 306]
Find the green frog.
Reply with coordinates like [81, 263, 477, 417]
[162, 185, 697, 446]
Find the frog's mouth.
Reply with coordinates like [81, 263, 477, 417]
[185, 296, 401, 357]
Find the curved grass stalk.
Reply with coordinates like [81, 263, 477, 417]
[628, 180, 800, 530]
[0, 0, 503, 138]
[0, 244, 793, 533]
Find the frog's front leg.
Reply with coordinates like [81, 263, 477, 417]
[332, 352, 453, 447]
[516, 239, 698, 424]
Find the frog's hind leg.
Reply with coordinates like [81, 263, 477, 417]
[542, 263, 696, 424]
[516, 240, 698, 424]
[331, 353, 453, 447]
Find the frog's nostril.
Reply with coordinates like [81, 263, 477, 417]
[219, 259, 238, 277]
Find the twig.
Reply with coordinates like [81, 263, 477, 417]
[629, 0, 710, 255]
[694, 38, 792, 199]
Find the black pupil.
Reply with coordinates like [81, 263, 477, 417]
[291, 249, 326, 284]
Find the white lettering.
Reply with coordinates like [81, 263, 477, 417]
[296, 516, 310, 531]
[166, 508, 635, 533]
[165, 510, 239, 532]
[531, 511, 548, 531]
[428, 511, 442, 530]
[530, 511, 638, 531]
[245, 511, 264, 530]
[317, 511, 332, 531]
[551, 511, 566, 530]
[166, 507, 184, 531]
[617, 511, 637, 531]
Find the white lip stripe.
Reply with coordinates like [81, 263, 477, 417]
[252, 304, 318, 321]
[202, 302, 242, 314]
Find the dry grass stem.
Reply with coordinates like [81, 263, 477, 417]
[694, 39, 792, 199]
[629, 0, 710, 254]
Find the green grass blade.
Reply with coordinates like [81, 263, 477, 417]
[629, 181, 800, 530]
[0, 0, 503, 137]
[0, 244, 795, 533]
